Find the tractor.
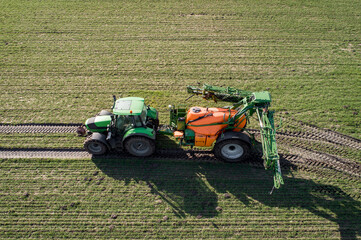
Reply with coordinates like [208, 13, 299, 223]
[81, 97, 159, 157]
[80, 84, 284, 189]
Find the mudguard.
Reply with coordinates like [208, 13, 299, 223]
[216, 131, 252, 146]
[123, 127, 156, 142]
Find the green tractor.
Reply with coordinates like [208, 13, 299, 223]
[81, 96, 159, 157]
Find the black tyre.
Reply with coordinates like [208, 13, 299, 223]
[124, 136, 155, 157]
[84, 138, 108, 155]
[213, 139, 250, 163]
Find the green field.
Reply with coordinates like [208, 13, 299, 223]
[1, 158, 360, 239]
[1, 0, 360, 137]
[1, 0, 361, 239]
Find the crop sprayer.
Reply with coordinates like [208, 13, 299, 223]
[78, 84, 284, 190]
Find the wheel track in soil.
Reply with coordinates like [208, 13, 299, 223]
[0, 123, 80, 134]
[280, 118, 361, 150]
[277, 142, 361, 179]
[0, 121, 360, 179]
[1, 122, 360, 149]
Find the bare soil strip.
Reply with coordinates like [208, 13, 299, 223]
[0, 123, 80, 134]
[0, 148, 89, 159]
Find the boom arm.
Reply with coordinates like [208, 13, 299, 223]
[187, 84, 252, 103]
[187, 84, 284, 190]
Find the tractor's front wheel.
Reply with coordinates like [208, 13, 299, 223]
[213, 139, 249, 163]
[84, 137, 108, 155]
[124, 137, 155, 157]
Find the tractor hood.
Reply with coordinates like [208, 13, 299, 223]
[113, 97, 145, 115]
[85, 115, 112, 132]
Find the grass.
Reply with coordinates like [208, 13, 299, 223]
[0, 133, 82, 149]
[0, 158, 360, 239]
[1, 0, 361, 239]
[0, 0, 360, 138]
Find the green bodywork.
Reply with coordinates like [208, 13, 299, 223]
[185, 84, 284, 189]
[184, 129, 195, 145]
[85, 96, 157, 146]
[169, 105, 187, 129]
[85, 115, 112, 133]
[147, 107, 158, 120]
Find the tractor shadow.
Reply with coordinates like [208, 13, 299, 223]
[92, 153, 361, 239]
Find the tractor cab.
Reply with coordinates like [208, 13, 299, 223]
[85, 97, 158, 133]
[113, 97, 148, 131]
[113, 97, 159, 130]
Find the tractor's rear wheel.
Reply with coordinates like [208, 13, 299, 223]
[84, 137, 108, 155]
[124, 136, 155, 157]
[213, 139, 249, 163]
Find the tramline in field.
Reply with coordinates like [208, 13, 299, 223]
[79, 84, 284, 189]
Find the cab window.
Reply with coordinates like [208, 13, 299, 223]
[140, 105, 147, 123]
[116, 115, 133, 132]
[134, 106, 147, 127]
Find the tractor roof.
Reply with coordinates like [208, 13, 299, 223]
[113, 97, 145, 115]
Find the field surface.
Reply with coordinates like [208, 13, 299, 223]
[0, 0, 360, 239]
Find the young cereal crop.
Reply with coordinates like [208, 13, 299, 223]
[0, 0, 360, 138]
[0, 158, 360, 239]
[0, 0, 360, 239]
